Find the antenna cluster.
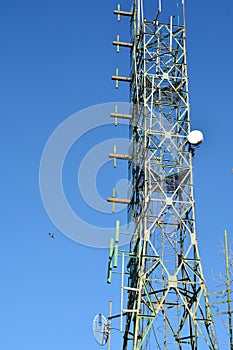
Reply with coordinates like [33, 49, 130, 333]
[93, 1, 219, 349]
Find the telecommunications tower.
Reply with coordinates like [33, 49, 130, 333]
[98, 0, 219, 349]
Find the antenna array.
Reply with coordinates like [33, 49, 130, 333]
[106, 1, 218, 349]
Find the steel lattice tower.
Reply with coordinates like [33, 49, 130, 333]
[107, 1, 218, 349]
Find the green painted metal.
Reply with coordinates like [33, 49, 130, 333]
[107, 0, 218, 349]
[115, 220, 120, 243]
[142, 279, 156, 315]
[113, 244, 119, 268]
[117, 4, 120, 21]
[115, 68, 119, 88]
[124, 0, 217, 347]
[107, 238, 114, 284]
[109, 237, 114, 258]
[116, 35, 120, 53]
[111, 188, 115, 213]
[113, 145, 117, 167]
[107, 260, 113, 284]
[107, 222, 121, 279]
[114, 105, 118, 127]
[224, 230, 233, 350]
[136, 319, 155, 350]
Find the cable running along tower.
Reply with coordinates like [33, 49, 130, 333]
[105, 0, 218, 349]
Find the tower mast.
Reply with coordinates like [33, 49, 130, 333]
[108, 1, 218, 348]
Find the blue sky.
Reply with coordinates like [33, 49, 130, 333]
[0, 0, 233, 349]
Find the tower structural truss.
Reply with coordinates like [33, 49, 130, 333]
[107, 0, 218, 349]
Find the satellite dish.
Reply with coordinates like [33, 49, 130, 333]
[188, 130, 204, 146]
[93, 314, 109, 346]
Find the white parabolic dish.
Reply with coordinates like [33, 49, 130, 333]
[188, 130, 204, 146]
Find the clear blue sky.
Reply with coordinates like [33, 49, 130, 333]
[0, 0, 233, 349]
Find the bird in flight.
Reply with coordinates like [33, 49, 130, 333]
[48, 232, 55, 239]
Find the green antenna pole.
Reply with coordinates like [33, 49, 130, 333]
[224, 229, 233, 350]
